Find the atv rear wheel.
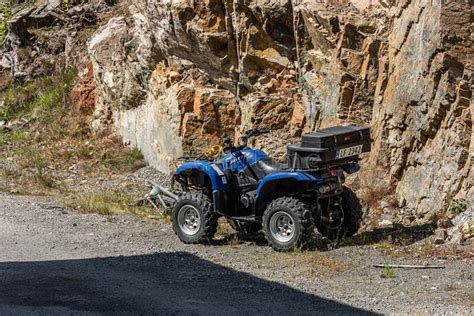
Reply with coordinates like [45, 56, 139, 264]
[172, 192, 218, 244]
[318, 187, 362, 240]
[227, 219, 262, 234]
[263, 197, 314, 251]
[339, 187, 362, 238]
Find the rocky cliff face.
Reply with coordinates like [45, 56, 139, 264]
[1, 0, 472, 218]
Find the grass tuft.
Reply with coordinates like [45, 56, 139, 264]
[102, 147, 147, 172]
[381, 263, 395, 278]
[225, 233, 241, 247]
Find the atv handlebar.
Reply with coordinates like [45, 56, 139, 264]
[243, 129, 270, 138]
[234, 129, 270, 150]
[180, 129, 270, 161]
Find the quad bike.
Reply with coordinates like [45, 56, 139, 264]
[170, 126, 371, 251]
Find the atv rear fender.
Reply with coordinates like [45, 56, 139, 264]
[254, 172, 323, 215]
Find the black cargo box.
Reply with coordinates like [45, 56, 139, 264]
[288, 125, 371, 170]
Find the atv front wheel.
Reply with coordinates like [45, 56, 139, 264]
[263, 197, 314, 251]
[227, 219, 262, 234]
[172, 192, 218, 244]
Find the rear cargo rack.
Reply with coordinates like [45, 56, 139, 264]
[288, 125, 371, 170]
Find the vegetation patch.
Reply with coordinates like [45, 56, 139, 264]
[0, 69, 147, 196]
[0, 0, 12, 45]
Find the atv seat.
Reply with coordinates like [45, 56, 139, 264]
[254, 158, 287, 177]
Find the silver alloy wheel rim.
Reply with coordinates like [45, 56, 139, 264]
[178, 205, 201, 236]
[269, 211, 295, 243]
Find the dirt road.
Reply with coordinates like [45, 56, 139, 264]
[0, 193, 472, 315]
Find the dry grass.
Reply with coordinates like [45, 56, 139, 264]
[225, 234, 241, 247]
[64, 189, 155, 217]
[349, 167, 394, 206]
[216, 218, 234, 236]
[346, 166, 398, 228]
[401, 241, 472, 260]
[276, 251, 352, 276]
[371, 239, 473, 262]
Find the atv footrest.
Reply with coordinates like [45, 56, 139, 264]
[228, 215, 257, 223]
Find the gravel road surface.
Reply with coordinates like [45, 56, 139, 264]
[0, 194, 472, 315]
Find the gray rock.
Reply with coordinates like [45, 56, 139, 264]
[433, 229, 447, 245]
[452, 210, 473, 227]
[379, 219, 393, 227]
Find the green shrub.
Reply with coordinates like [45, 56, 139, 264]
[447, 199, 467, 215]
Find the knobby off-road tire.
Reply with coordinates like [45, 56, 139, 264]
[263, 197, 314, 251]
[320, 187, 362, 240]
[340, 187, 362, 238]
[227, 219, 262, 234]
[172, 192, 218, 244]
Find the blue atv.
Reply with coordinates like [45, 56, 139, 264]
[172, 126, 371, 251]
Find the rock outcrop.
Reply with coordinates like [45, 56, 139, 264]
[1, 0, 472, 218]
[0, 0, 99, 85]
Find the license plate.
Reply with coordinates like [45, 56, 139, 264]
[337, 145, 363, 159]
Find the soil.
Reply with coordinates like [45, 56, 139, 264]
[0, 193, 472, 315]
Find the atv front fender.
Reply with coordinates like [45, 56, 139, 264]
[175, 161, 229, 191]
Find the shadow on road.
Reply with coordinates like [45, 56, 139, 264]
[0, 252, 377, 315]
[339, 223, 435, 247]
[222, 223, 435, 252]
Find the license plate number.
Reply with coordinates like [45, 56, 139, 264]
[337, 145, 363, 159]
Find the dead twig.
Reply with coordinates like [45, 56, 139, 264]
[373, 264, 445, 269]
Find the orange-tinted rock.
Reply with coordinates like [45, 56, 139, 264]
[71, 62, 96, 116]
[290, 98, 306, 137]
[176, 84, 195, 113]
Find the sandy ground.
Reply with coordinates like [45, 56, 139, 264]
[0, 193, 472, 315]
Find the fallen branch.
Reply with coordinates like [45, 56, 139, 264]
[373, 264, 445, 269]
